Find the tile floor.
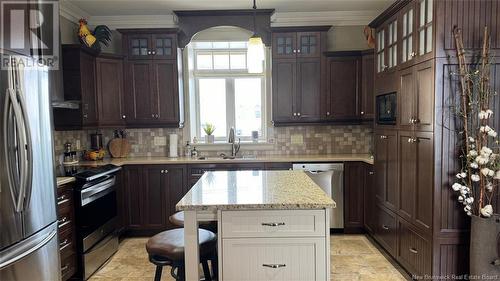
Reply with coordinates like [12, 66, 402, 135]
[90, 234, 407, 281]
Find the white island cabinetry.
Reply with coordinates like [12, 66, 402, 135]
[177, 170, 335, 281]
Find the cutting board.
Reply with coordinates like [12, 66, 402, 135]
[108, 138, 131, 158]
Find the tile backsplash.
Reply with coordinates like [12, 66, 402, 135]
[53, 125, 373, 162]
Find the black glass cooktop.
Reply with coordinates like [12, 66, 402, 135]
[56, 164, 121, 181]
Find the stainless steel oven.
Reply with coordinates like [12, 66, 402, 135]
[72, 165, 121, 280]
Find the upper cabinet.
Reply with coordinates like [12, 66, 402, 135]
[271, 27, 329, 125]
[120, 29, 183, 128]
[95, 55, 125, 127]
[415, 0, 433, 62]
[126, 33, 177, 60]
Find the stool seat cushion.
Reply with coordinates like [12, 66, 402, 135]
[169, 211, 212, 227]
[146, 228, 216, 261]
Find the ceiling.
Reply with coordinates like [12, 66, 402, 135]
[63, 0, 394, 16]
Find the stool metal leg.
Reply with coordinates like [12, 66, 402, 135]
[154, 266, 163, 281]
[201, 260, 211, 281]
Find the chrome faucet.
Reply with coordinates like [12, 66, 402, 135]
[228, 127, 241, 157]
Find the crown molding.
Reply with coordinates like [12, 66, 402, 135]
[59, 0, 90, 23]
[89, 15, 178, 29]
[271, 11, 380, 27]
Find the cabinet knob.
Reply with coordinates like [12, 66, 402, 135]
[293, 113, 297, 116]
[292, 49, 297, 53]
[152, 51, 156, 55]
[380, 135, 388, 140]
[361, 111, 365, 115]
[122, 115, 126, 119]
[369, 171, 374, 175]
[147, 50, 152, 55]
[326, 112, 330, 116]
[410, 52, 416, 57]
[83, 114, 88, 119]
[155, 114, 159, 118]
[382, 225, 389, 230]
[297, 112, 301, 116]
[413, 118, 420, 124]
[297, 49, 301, 53]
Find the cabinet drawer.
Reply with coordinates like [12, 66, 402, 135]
[60, 253, 77, 281]
[374, 204, 397, 256]
[221, 210, 326, 238]
[397, 220, 431, 277]
[56, 188, 73, 210]
[222, 237, 326, 281]
[59, 228, 76, 260]
[57, 205, 74, 234]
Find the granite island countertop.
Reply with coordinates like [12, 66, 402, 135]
[176, 170, 336, 211]
[77, 153, 374, 166]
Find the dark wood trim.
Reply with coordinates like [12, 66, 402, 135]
[97, 53, 125, 59]
[324, 50, 363, 57]
[117, 28, 179, 34]
[271, 26, 332, 32]
[368, 0, 412, 28]
[361, 49, 375, 55]
[174, 9, 275, 17]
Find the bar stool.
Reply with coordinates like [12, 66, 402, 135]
[169, 212, 218, 279]
[146, 228, 217, 281]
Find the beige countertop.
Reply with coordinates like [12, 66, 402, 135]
[56, 177, 76, 186]
[176, 170, 336, 211]
[77, 153, 374, 166]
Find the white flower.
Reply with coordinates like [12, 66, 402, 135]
[480, 125, 492, 132]
[456, 172, 467, 179]
[479, 111, 488, 119]
[480, 205, 493, 217]
[480, 146, 493, 156]
[467, 211, 472, 216]
[488, 130, 498, 138]
[481, 168, 495, 177]
[465, 197, 474, 204]
[470, 162, 479, 169]
[486, 109, 494, 118]
[469, 137, 476, 143]
[476, 156, 489, 165]
[464, 205, 471, 212]
[469, 150, 478, 157]
[495, 170, 500, 180]
[471, 174, 481, 182]
[452, 183, 462, 191]
[458, 196, 464, 202]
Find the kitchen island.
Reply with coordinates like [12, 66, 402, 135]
[176, 170, 335, 281]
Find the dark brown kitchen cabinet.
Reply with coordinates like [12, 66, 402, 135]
[398, 131, 433, 233]
[397, 219, 432, 277]
[120, 29, 182, 128]
[325, 54, 360, 121]
[95, 54, 125, 127]
[122, 165, 187, 234]
[363, 164, 376, 234]
[271, 27, 329, 125]
[373, 203, 398, 257]
[374, 130, 398, 211]
[360, 51, 375, 120]
[399, 60, 434, 131]
[344, 162, 365, 233]
[57, 183, 77, 281]
[125, 32, 177, 60]
[54, 45, 98, 130]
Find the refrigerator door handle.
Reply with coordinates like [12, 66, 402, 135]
[4, 88, 26, 213]
[0, 227, 57, 270]
[15, 88, 33, 210]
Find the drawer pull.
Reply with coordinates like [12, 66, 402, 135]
[261, 222, 286, 227]
[57, 195, 69, 205]
[409, 247, 418, 254]
[58, 217, 70, 228]
[60, 239, 71, 250]
[382, 225, 389, 230]
[262, 264, 286, 269]
[61, 265, 69, 273]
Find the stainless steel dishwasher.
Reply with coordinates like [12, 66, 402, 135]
[292, 163, 344, 229]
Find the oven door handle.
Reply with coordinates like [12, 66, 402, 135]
[81, 177, 116, 206]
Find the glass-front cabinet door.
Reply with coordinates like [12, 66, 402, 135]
[400, 4, 416, 67]
[376, 28, 386, 73]
[387, 19, 398, 70]
[417, 0, 433, 60]
[297, 32, 321, 58]
[272, 32, 296, 59]
[152, 34, 177, 60]
[128, 34, 152, 60]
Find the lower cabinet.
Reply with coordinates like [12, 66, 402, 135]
[373, 204, 398, 257]
[56, 183, 77, 281]
[397, 219, 432, 277]
[220, 209, 328, 281]
[344, 162, 365, 233]
[122, 165, 187, 233]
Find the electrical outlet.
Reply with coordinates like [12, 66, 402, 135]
[291, 134, 303, 145]
[154, 136, 167, 146]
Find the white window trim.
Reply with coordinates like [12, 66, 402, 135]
[190, 45, 267, 143]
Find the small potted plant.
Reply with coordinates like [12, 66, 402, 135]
[203, 123, 216, 144]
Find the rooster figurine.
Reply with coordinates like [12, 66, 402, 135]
[78, 19, 111, 52]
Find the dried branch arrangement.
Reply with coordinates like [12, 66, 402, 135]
[451, 26, 499, 217]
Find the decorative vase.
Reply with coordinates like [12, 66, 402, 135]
[469, 214, 500, 280]
[205, 135, 214, 144]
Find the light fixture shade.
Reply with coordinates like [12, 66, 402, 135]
[247, 35, 264, 73]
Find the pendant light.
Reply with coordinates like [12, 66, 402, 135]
[247, 0, 264, 73]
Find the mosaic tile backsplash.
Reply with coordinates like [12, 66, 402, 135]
[53, 125, 373, 162]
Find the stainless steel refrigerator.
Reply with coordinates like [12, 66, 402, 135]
[0, 53, 61, 280]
